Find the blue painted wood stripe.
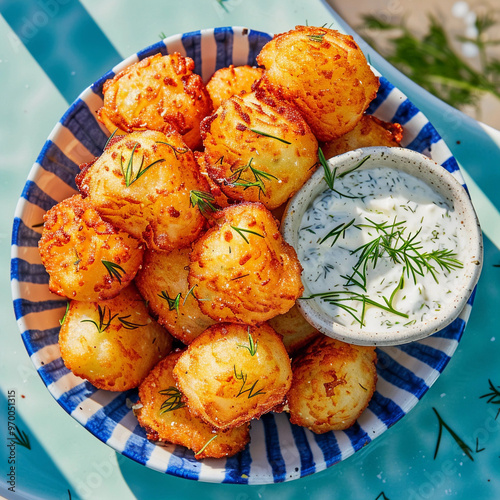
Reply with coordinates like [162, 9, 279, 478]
[11, 218, 41, 247]
[182, 30, 203, 75]
[21, 327, 60, 355]
[0, 0, 122, 103]
[289, 423, 316, 477]
[368, 390, 405, 428]
[13, 297, 65, 321]
[261, 413, 287, 482]
[376, 350, 429, 398]
[85, 392, 134, 442]
[313, 431, 342, 468]
[247, 29, 272, 66]
[223, 445, 251, 484]
[37, 357, 70, 386]
[59, 99, 108, 157]
[36, 140, 79, 190]
[397, 342, 451, 372]
[166, 444, 202, 480]
[20, 180, 59, 213]
[366, 77, 395, 115]
[343, 422, 371, 452]
[11, 258, 49, 284]
[57, 381, 98, 414]
[214, 27, 234, 71]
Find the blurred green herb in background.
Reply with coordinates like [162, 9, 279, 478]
[359, 11, 500, 111]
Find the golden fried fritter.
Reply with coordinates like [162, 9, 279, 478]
[206, 64, 264, 110]
[188, 202, 303, 325]
[59, 284, 173, 391]
[136, 351, 250, 459]
[173, 323, 292, 429]
[194, 151, 232, 209]
[201, 90, 319, 210]
[98, 53, 213, 150]
[135, 247, 216, 344]
[287, 336, 377, 433]
[256, 26, 379, 141]
[38, 194, 144, 301]
[76, 130, 209, 252]
[268, 304, 320, 355]
[321, 114, 403, 160]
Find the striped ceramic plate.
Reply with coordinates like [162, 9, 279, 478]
[11, 26, 475, 484]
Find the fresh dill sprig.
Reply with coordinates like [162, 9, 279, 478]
[11, 425, 31, 449]
[102, 260, 126, 284]
[479, 379, 500, 411]
[230, 225, 264, 244]
[158, 290, 182, 314]
[155, 140, 189, 159]
[237, 329, 258, 356]
[120, 143, 165, 187]
[190, 190, 217, 215]
[319, 150, 370, 198]
[195, 434, 218, 456]
[103, 128, 118, 150]
[59, 302, 70, 326]
[233, 365, 266, 398]
[117, 315, 147, 330]
[319, 218, 356, 246]
[183, 284, 198, 306]
[229, 158, 278, 197]
[308, 33, 325, 43]
[303, 273, 408, 327]
[81, 305, 118, 333]
[250, 128, 291, 144]
[343, 217, 463, 290]
[433, 407, 474, 461]
[159, 387, 186, 414]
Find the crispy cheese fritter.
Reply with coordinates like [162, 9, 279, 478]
[256, 26, 379, 141]
[188, 202, 303, 325]
[286, 336, 377, 433]
[268, 304, 320, 355]
[136, 351, 250, 459]
[194, 151, 232, 209]
[98, 53, 212, 150]
[59, 285, 173, 391]
[173, 322, 292, 429]
[206, 64, 264, 110]
[38, 194, 144, 301]
[201, 90, 319, 210]
[135, 247, 216, 344]
[321, 114, 403, 160]
[76, 130, 209, 252]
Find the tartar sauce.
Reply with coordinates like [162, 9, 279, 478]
[298, 165, 463, 330]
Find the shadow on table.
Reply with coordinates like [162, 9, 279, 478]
[0, 391, 74, 500]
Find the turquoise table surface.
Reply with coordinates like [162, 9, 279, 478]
[1, 1, 499, 499]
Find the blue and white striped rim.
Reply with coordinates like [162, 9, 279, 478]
[10, 26, 474, 484]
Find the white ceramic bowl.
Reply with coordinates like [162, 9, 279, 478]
[282, 146, 483, 346]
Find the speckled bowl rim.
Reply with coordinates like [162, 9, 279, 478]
[282, 146, 483, 346]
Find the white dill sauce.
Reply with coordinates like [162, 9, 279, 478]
[297, 165, 464, 331]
